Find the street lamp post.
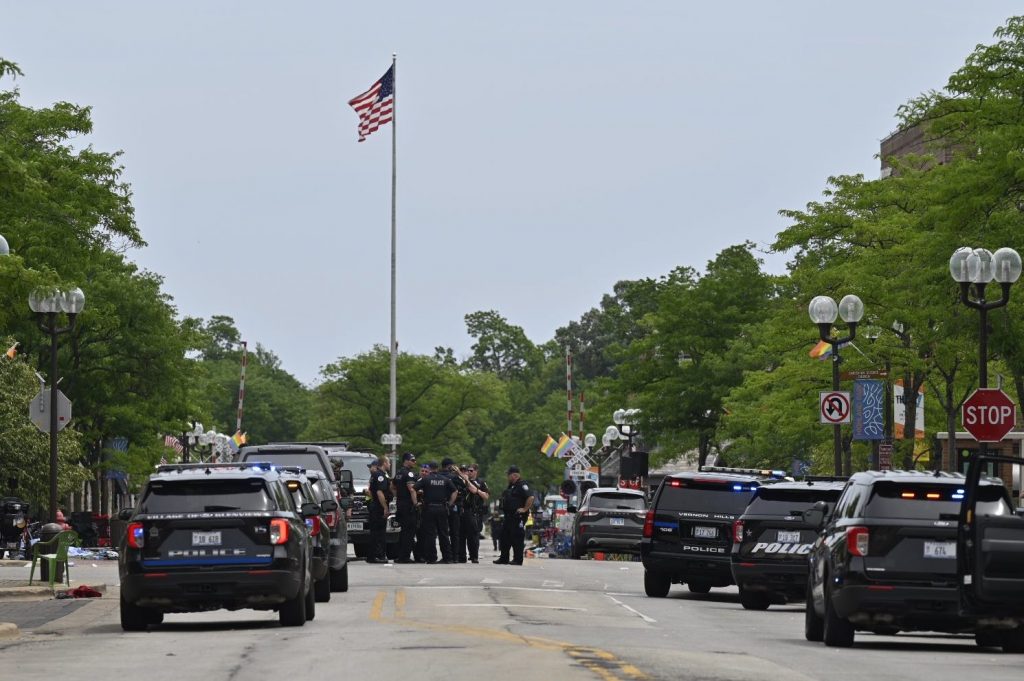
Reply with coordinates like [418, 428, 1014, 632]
[603, 408, 641, 483]
[181, 422, 205, 464]
[28, 288, 85, 523]
[809, 294, 864, 477]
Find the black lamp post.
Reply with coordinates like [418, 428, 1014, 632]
[28, 287, 85, 524]
[809, 294, 864, 477]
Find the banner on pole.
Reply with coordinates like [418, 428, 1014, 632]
[894, 380, 925, 440]
[853, 379, 885, 440]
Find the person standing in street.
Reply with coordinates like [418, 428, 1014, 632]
[366, 457, 391, 563]
[414, 461, 457, 563]
[441, 457, 467, 561]
[392, 452, 419, 563]
[414, 462, 431, 562]
[494, 465, 534, 566]
[459, 464, 489, 563]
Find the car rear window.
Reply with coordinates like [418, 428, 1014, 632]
[745, 488, 841, 515]
[588, 493, 645, 510]
[142, 479, 276, 514]
[330, 454, 374, 483]
[656, 481, 755, 515]
[864, 482, 1011, 520]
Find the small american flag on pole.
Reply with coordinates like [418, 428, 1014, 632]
[348, 65, 394, 142]
[163, 434, 183, 456]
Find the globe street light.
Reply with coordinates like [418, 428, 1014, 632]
[181, 422, 205, 464]
[0, 234, 9, 256]
[809, 293, 864, 476]
[28, 287, 85, 523]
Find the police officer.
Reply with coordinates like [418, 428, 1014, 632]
[413, 462, 432, 562]
[440, 457, 467, 561]
[414, 462, 457, 563]
[458, 464, 489, 563]
[366, 457, 391, 563]
[392, 452, 419, 563]
[494, 465, 534, 565]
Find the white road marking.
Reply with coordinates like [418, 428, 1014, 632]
[541, 580, 564, 588]
[408, 585, 579, 593]
[481, 578, 502, 584]
[606, 594, 657, 623]
[416, 577, 434, 585]
[439, 604, 587, 611]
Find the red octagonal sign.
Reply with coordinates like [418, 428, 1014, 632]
[962, 388, 1017, 443]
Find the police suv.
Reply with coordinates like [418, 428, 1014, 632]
[641, 467, 784, 597]
[118, 462, 318, 630]
[729, 478, 845, 610]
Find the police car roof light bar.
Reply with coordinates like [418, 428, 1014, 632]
[699, 465, 788, 478]
[155, 461, 279, 474]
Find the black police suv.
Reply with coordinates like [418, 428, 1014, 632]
[118, 462, 318, 630]
[730, 479, 845, 610]
[805, 470, 1020, 648]
[641, 467, 778, 597]
[569, 487, 647, 559]
[279, 469, 341, 603]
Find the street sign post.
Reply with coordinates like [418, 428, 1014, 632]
[878, 442, 894, 471]
[962, 388, 1017, 443]
[29, 389, 72, 434]
[819, 391, 852, 425]
[380, 433, 403, 446]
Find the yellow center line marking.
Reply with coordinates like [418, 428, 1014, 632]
[368, 587, 648, 680]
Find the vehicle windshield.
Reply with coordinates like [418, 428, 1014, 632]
[865, 482, 1011, 520]
[587, 493, 645, 511]
[745, 487, 842, 516]
[142, 479, 276, 514]
[331, 454, 374, 483]
[657, 481, 755, 515]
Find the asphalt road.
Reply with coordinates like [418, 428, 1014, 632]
[0, 549, 1021, 680]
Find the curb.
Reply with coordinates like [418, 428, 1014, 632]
[0, 582, 108, 601]
[0, 623, 20, 640]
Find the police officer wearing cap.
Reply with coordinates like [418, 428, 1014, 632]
[366, 457, 391, 563]
[494, 465, 534, 565]
[458, 464, 489, 563]
[440, 457, 467, 561]
[392, 452, 419, 563]
[414, 462, 457, 563]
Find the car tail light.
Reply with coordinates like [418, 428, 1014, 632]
[270, 518, 290, 545]
[847, 526, 869, 557]
[307, 515, 322, 537]
[127, 522, 145, 549]
[733, 519, 744, 543]
[325, 510, 338, 528]
[642, 510, 655, 539]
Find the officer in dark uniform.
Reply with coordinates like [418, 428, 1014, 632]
[413, 462, 431, 562]
[494, 465, 535, 565]
[440, 457, 467, 562]
[414, 462, 457, 563]
[392, 452, 419, 563]
[459, 464, 489, 563]
[366, 457, 391, 563]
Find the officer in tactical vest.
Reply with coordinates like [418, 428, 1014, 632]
[366, 457, 392, 563]
[458, 464, 489, 563]
[414, 462, 457, 563]
[392, 452, 419, 563]
[494, 465, 534, 565]
[440, 457, 467, 561]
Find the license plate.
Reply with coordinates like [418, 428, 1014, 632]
[694, 526, 717, 539]
[348, 521, 364, 531]
[192, 531, 222, 546]
[610, 518, 625, 527]
[777, 531, 801, 543]
[923, 541, 956, 559]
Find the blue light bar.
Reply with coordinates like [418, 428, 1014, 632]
[952, 493, 965, 500]
[732, 484, 743, 491]
[956, 489, 965, 494]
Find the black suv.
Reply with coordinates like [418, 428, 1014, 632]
[730, 479, 845, 610]
[326, 450, 400, 558]
[641, 467, 780, 597]
[279, 469, 341, 603]
[805, 470, 1018, 648]
[118, 462, 318, 630]
[569, 487, 647, 559]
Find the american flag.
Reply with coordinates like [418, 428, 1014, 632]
[163, 434, 183, 455]
[348, 65, 394, 142]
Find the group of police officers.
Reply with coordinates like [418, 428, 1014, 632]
[362, 453, 535, 566]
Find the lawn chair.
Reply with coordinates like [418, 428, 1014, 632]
[29, 530, 79, 590]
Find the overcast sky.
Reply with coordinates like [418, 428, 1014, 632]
[3, 3, 1020, 384]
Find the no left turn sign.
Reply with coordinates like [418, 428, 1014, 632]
[820, 391, 852, 424]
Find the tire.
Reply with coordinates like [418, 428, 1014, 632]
[688, 582, 712, 595]
[305, 579, 316, 621]
[330, 563, 349, 593]
[314, 574, 331, 602]
[644, 569, 671, 598]
[279, 582, 307, 627]
[804, 579, 824, 642]
[1001, 627, 1024, 653]
[353, 543, 368, 558]
[570, 538, 584, 560]
[739, 587, 770, 610]
[120, 593, 156, 632]
[822, 579, 855, 648]
[975, 629, 1001, 648]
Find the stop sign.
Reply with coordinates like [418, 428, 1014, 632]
[962, 388, 1017, 442]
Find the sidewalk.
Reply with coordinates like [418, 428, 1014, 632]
[0, 559, 112, 640]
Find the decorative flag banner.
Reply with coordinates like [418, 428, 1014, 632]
[539, 435, 558, 458]
[853, 379, 885, 440]
[808, 339, 849, 360]
[348, 65, 394, 142]
[554, 434, 574, 458]
[232, 431, 247, 447]
[894, 379, 925, 440]
[4, 342, 17, 359]
[162, 434, 183, 455]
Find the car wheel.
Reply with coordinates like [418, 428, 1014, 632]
[739, 587, 770, 610]
[330, 563, 349, 592]
[570, 538, 584, 560]
[314, 574, 331, 602]
[644, 569, 671, 598]
[1001, 626, 1024, 653]
[120, 593, 156, 632]
[305, 579, 316, 621]
[822, 578, 855, 648]
[688, 582, 712, 595]
[279, 581, 307, 627]
[975, 629, 1001, 648]
[804, 579, 824, 642]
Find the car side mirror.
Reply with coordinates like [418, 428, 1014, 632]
[117, 508, 133, 521]
[339, 497, 352, 510]
[567, 506, 577, 514]
[335, 469, 355, 495]
[300, 502, 321, 518]
[321, 500, 339, 513]
[803, 500, 829, 529]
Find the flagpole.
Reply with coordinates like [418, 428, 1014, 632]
[388, 52, 398, 468]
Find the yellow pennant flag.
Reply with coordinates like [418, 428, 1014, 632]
[4, 342, 18, 359]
